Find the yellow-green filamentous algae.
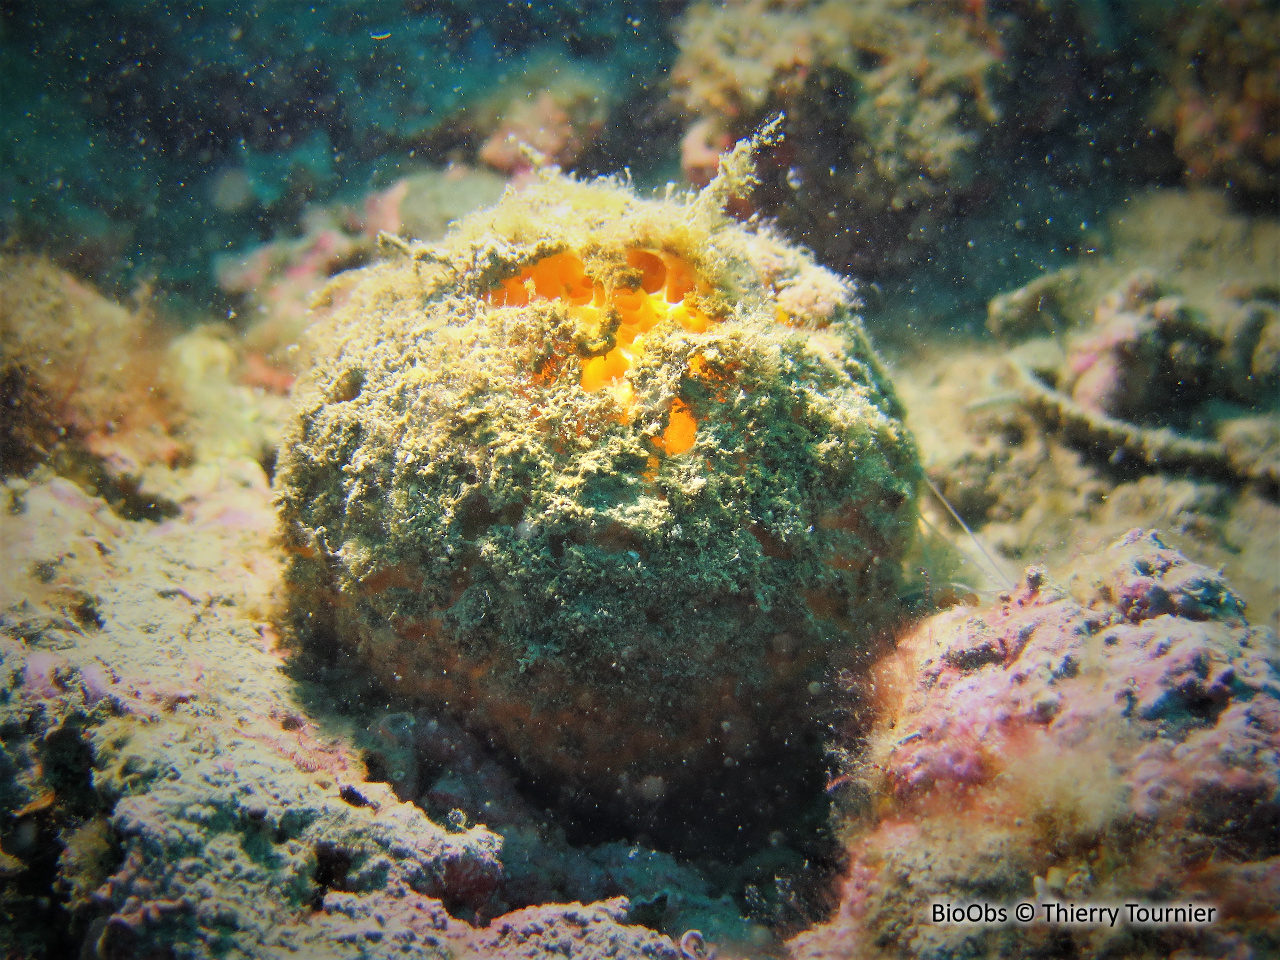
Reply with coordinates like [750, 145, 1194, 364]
[275, 152, 920, 804]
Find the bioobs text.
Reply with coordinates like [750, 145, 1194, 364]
[933, 903, 1010, 924]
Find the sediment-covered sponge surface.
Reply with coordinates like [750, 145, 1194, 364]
[276, 170, 919, 791]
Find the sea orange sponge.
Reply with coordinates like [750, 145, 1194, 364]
[276, 164, 920, 804]
[488, 248, 715, 453]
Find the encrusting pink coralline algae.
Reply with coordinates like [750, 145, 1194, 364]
[795, 529, 1279, 960]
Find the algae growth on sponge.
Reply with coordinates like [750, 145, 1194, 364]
[275, 168, 921, 799]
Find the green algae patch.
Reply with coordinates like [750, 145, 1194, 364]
[275, 168, 920, 796]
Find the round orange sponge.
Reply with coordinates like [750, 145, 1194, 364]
[276, 170, 920, 800]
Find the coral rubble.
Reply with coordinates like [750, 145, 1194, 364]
[904, 189, 1280, 627]
[275, 163, 920, 804]
[797, 530, 1280, 960]
[991, 199, 1280, 487]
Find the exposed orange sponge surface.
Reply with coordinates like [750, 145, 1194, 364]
[653, 399, 698, 455]
[487, 248, 716, 454]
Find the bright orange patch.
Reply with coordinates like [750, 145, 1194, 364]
[655, 399, 698, 455]
[486, 249, 726, 457]
[626, 249, 666, 293]
[580, 347, 631, 392]
[485, 249, 715, 399]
